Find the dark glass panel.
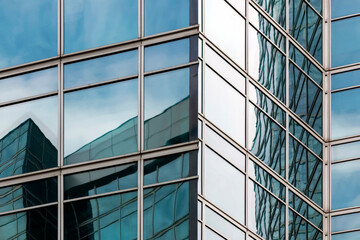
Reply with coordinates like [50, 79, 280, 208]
[332, 231, 360, 240]
[289, 62, 322, 135]
[64, 50, 138, 89]
[64, 79, 138, 165]
[145, 0, 190, 36]
[248, 26, 286, 103]
[332, 141, 360, 162]
[144, 182, 189, 239]
[332, 212, 360, 233]
[0, 177, 57, 213]
[64, 163, 137, 200]
[248, 103, 286, 177]
[253, 0, 286, 28]
[64, 191, 137, 240]
[64, 0, 137, 53]
[0, 205, 57, 240]
[248, 181, 285, 240]
[0, 97, 58, 178]
[0, 0, 57, 69]
[289, 136, 322, 207]
[289, 209, 322, 240]
[144, 68, 189, 150]
[332, 68, 360, 90]
[332, 0, 360, 18]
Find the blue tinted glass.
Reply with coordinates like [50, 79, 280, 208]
[332, 141, 360, 162]
[253, 0, 286, 28]
[332, 0, 360, 19]
[332, 16, 360, 67]
[308, 0, 322, 14]
[144, 68, 189, 149]
[0, 205, 57, 240]
[64, 50, 138, 89]
[64, 80, 138, 164]
[0, 0, 57, 69]
[332, 69, 360, 90]
[64, 163, 137, 199]
[332, 212, 360, 232]
[144, 182, 189, 239]
[332, 231, 360, 240]
[145, 39, 189, 72]
[65, 191, 137, 240]
[64, 0, 138, 53]
[331, 88, 360, 139]
[145, 0, 190, 36]
[332, 160, 360, 209]
[0, 68, 57, 103]
[289, 209, 322, 240]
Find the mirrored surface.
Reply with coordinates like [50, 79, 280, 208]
[205, 147, 245, 223]
[332, 0, 360, 19]
[0, 97, 58, 178]
[0, 67, 57, 103]
[205, 0, 245, 69]
[206, 227, 225, 240]
[145, 0, 189, 36]
[253, 0, 286, 28]
[289, 209, 322, 240]
[64, 80, 138, 164]
[332, 141, 360, 162]
[64, 0, 137, 53]
[332, 231, 360, 240]
[64, 50, 138, 89]
[332, 68, 360, 90]
[308, 0, 322, 14]
[332, 212, 360, 233]
[144, 68, 189, 149]
[0, 0, 57, 69]
[227, 0, 245, 15]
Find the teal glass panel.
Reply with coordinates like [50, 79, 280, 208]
[253, 0, 286, 28]
[331, 88, 360, 139]
[64, 0, 137, 53]
[145, 0, 190, 36]
[289, 62, 322, 135]
[332, 141, 360, 162]
[332, 212, 360, 233]
[144, 68, 189, 149]
[64, 79, 138, 164]
[205, 147, 245, 224]
[0, 178, 57, 213]
[0, 97, 58, 178]
[289, 136, 322, 207]
[332, 231, 360, 240]
[145, 38, 190, 72]
[0, 0, 57, 69]
[248, 180, 285, 239]
[332, 0, 360, 19]
[0, 67, 57, 104]
[289, 209, 322, 240]
[332, 16, 360, 67]
[64, 50, 138, 89]
[248, 26, 286, 103]
[0, 205, 57, 240]
[144, 182, 189, 239]
[332, 69, 360, 90]
[248, 103, 286, 177]
[65, 191, 137, 240]
[332, 160, 360, 209]
[308, 0, 322, 14]
[144, 152, 190, 185]
[64, 163, 137, 200]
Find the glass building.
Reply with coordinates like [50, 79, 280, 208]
[0, 0, 358, 239]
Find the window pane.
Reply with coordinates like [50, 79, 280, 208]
[332, 212, 360, 233]
[64, 50, 138, 89]
[0, 97, 58, 178]
[332, 69, 360, 91]
[332, 231, 360, 240]
[289, 209, 322, 240]
[144, 68, 189, 149]
[145, 0, 190, 36]
[0, 0, 57, 69]
[64, 80, 138, 164]
[64, 0, 138, 53]
[332, 0, 360, 19]
[332, 141, 360, 162]
[253, 0, 286, 28]
[0, 67, 57, 103]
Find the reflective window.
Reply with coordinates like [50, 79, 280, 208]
[64, 0, 137, 53]
[205, 147, 245, 224]
[332, 16, 360, 67]
[253, 0, 286, 28]
[64, 80, 138, 165]
[0, 68, 57, 103]
[332, 231, 360, 240]
[205, 0, 245, 69]
[0, 97, 58, 178]
[332, 212, 360, 233]
[145, 0, 190, 36]
[332, 160, 360, 209]
[65, 191, 137, 240]
[206, 227, 225, 240]
[0, 205, 57, 240]
[64, 163, 137, 199]
[205, 67, 245, 146]
[249, 26, 286, 103]
[308, 0, 322, 14]
[64, 50, 138, 89]
[248, 103, 286, 177]
[332, 0, 360, 19]
[0, 178, 57, 213]
[0, 0, 57, 69]
[144, 182, 190, 239]
[144, 68, 190, 149]
[331, 88, 360, 139]
[332, 69, 360, 90]
[227, 0, 245, 15]
[289, 209, 322, 240]
[332, 141, 360, 162]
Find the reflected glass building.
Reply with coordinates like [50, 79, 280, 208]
[0, 0, 357, 239]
